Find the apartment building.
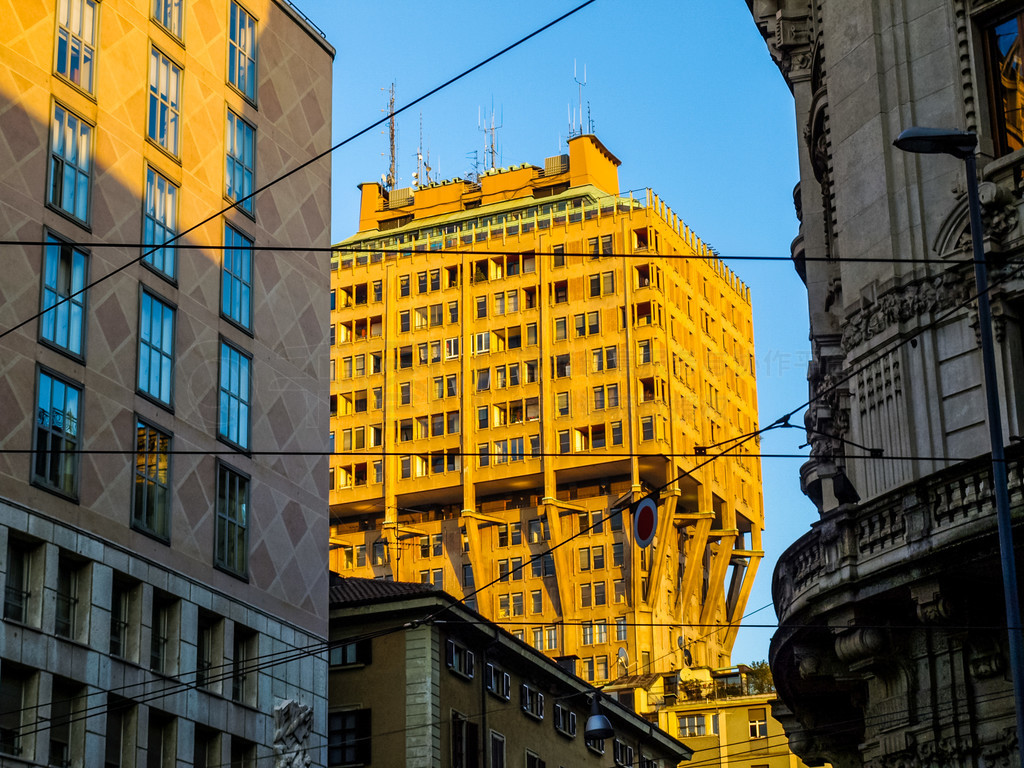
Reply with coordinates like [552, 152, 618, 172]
[328, 575, 692, 768]
[329, 134, 763, 686]
[0, 0, 333, 764]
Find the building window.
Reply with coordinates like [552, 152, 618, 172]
[520, 684, 544, 720]
[133, 420, 171, 540]
[490, 731, 506, 768]
[222, 224, 253, 329]
[553, 354, 570, 378]
[680, 714, 706, 737]
[3, 541, 33, 625]
[55, 555, 84, 640]
[148, 709, 176, 767]
[218, 342, 251, 450]
[640, 416, 654, 442]
[749, 708, 768, 738]
[150, 591, 177, 675]
[196, 611, 220, 689]
[33, 368, 81, 496]
[55, 0, 97, 92]
[228, 1, 258, 101]
[485, 663, 511, 700]
[526, 751, 545, 768]
[988, 12, 1024, 156]
[0, 665, 30, 757]
[143, 168, 178, 278]
[452, 712, 479, 768]
[148, 48, 181, 156]
[50, 676, 84, 764]
[230, 737, 256, 768]
[153, 0, 182, 36]
[48, 103, 92, 222]
[330, 638, 372, 667]
[138, 291, 175, 405]
[328, 710, 371, 767]
[232, 625, 257, 704]
[613, 739, 635, 767]
[226, 111, 255, 215]
[40, 234, 87, 356]
[446, 639, 475, 679]
[110, 578, 135, 659]
[215, 463, 249, 577]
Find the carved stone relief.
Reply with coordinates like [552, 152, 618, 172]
[841, 274, 972, 352]
[274, 699, 314, 768]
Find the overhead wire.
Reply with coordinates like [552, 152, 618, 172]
[0, 238, 984, 265]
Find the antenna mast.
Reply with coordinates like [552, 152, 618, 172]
[383, 82, 397, 190]
[573, 60, 587, 137]
[479, 102, 503, 170]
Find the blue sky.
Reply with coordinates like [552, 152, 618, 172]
[300, 0, 817, 664]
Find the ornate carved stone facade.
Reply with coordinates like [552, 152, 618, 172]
[747, 1, 1024, 767]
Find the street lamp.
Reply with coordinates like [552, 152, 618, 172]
[895, 126, 1024, 760]
[584, 695, 614, 740]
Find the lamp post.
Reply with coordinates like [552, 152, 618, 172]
[895, 127, 1024, 760]
[584, 694, 614, 740]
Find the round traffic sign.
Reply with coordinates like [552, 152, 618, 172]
[633, 496, 657, 547]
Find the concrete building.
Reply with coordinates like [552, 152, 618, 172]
[0, 0, 332, 765]
[747, 1, 1024, 766]
[328, 134, 764, 685]
[612, 666, 820, 768]
[328, 574, 692, 768]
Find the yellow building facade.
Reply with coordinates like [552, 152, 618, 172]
[634, 668, 816, 768]
[328, 134, 763, 684]
[0, 0, 333, 763]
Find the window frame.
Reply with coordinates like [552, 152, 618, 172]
[986, 11, 1024, 157]
[48, 101, 93, 225]
[228, 0, 258, 103]
[328, 708, 371, 767]
[218, 339, 252, 451]
[152, 0, 183, 38]
[54, 0, 97, 93]
[143, 166, 179, 280]
[225, 110, 256, 217]
[32, 366, 82, 498]
[214, 461, 250, 579]
[39, 232, 88, 359]
[132, 418, 173, 542]
[147, 46, 182, 157]
[137, 288, 176, 407]
[222, 223, 254, 331]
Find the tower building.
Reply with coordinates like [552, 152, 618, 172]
[328, 134, 763, 686]
[0, 0, 333, 764]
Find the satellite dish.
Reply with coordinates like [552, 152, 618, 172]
[676, 636, 684, 649]
[683, 648, 693, 666]
[617, 647, 629, 669]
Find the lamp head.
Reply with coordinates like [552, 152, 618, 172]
[894, 127, 977, 159]
[584, 695, 614, 740]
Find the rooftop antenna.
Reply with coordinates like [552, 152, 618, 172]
[412, 112, 434, 187]
[479, 101, 503, 170]
[466, 149, 481, 183]
[574, 60, 587, 137]
[382, 82, 397, 190]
